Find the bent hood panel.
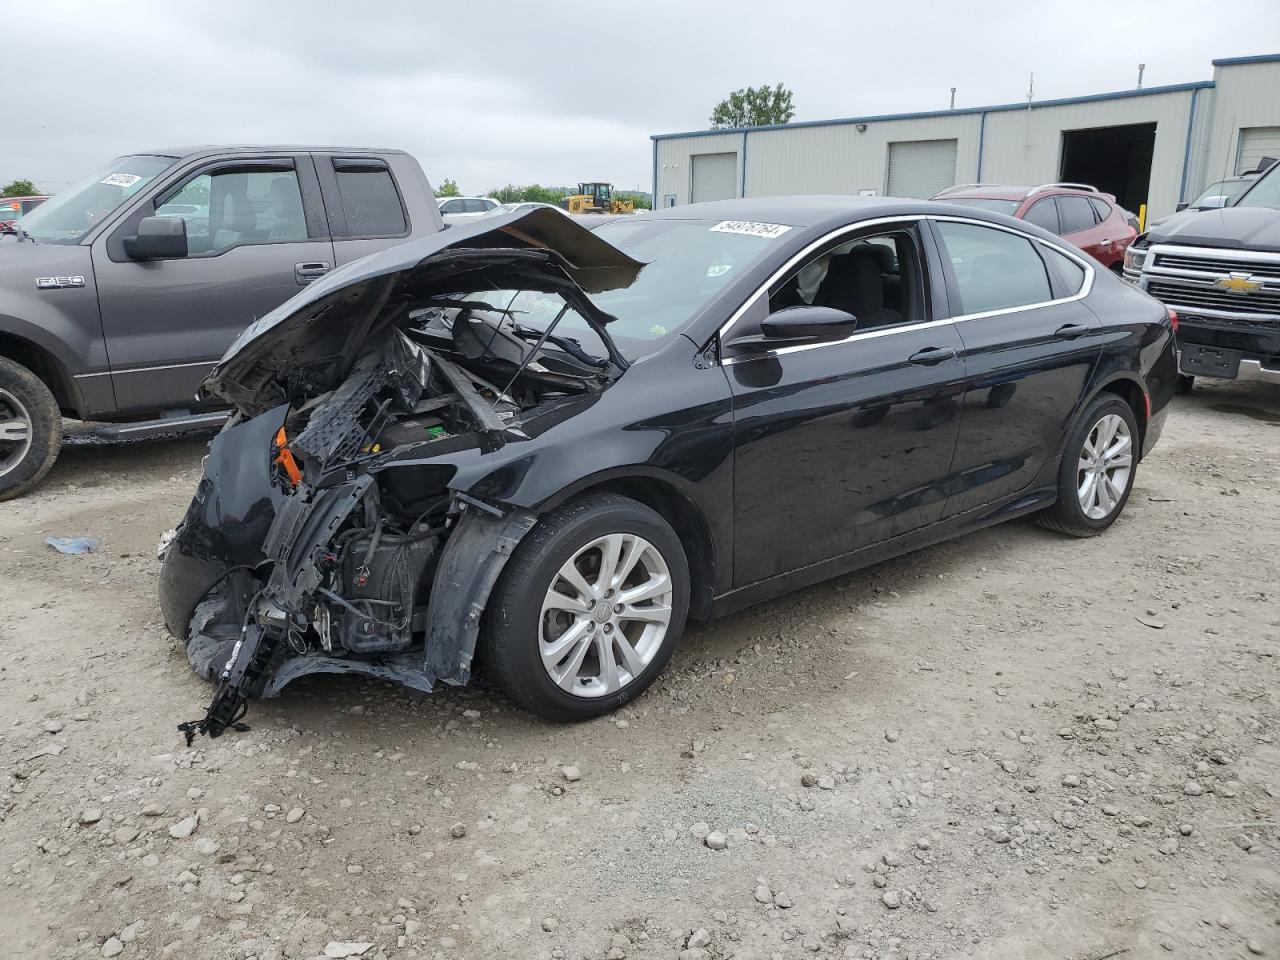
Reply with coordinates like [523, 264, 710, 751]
[207, 208, 643, 401]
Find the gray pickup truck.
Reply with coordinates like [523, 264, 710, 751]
[0, 146, 443, 499]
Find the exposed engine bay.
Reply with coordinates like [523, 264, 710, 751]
[159, 226, 642, 743]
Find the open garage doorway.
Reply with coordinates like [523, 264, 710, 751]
[1060, 123, 1155, 213]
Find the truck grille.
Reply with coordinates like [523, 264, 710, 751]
[1152, 252, 1280, 280]
[1146, 280, 1280, 316]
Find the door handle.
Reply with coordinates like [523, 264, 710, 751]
[908, 346, 957, 365]
[1055, 323, 1091, 339]
[1100, 238, 1113, 247]
[294, 261, 331, 285]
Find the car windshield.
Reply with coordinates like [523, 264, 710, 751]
[1227, 167, 1280, 210]
[434, 218, 784, 362]
[584, 217, 786, 357]
[17, 156, 173, 244]
[1192, 179, 1253, 206]
[1, 199, 26, 221]
[937, 197, 1022, 215]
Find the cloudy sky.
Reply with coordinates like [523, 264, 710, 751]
[8, 0, 1278, 195]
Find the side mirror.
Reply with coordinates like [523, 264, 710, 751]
[124, 216, 188, 260]
[1175, 201, 1189, 212]
[731, 305, 858, 351]
[762, 305, 858, 341]
[1196, 195, 1228, 211]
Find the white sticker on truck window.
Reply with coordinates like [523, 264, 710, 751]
[709, 220, 792, 239]
[101, 173, 142, 187]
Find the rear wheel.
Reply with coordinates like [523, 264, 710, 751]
[480, 492, 690, 721]
[1038, 394, 1138, 537]
[0, 357, 62, 502]
[1176, 374, 1195, 395]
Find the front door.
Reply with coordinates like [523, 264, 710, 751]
[724, 222, 967, 587]
[929, 217, 1106, 513]
[93, 155, 334, 413]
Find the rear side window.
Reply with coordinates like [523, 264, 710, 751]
[464, 198, 490, 213]
[1023, 199, 1059, 232]
[1057, 196, 1097, 235]
[1088, 197, 1113, 222]
[439, 199, 462, 214]
[332, 161, 407, 237]
[1041, 246, 1087, 295]
[935, 220, 1052, 314]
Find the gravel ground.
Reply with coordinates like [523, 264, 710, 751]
[1, 381, 1277, 960]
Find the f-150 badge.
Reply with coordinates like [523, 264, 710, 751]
[36, 276, 85, 289]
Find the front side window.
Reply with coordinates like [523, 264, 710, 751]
[17, 155, 173, 244]
[1023, 198, 1059, 232]
[936, 220, 1052, 314]
[768, 230, 922, 330]
[156, 167, 307, 256]
[333, 164, 406, 236]
[1057, 196, 1097, 235]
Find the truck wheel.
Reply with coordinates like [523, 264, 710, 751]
[480, 492, 690, 721]
[1175, 375, 1195, 395]
[0, 357, 63, 501]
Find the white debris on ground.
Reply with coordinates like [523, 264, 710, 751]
[0, 385, 1277, 959]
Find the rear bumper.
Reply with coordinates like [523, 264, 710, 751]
[1178, 351, 1280, 384]
[1176, 317, 1280, 382]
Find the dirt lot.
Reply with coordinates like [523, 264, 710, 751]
[1, 381, 1277, 960]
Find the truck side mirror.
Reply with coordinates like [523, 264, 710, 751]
[1196, 195, 1228, 211]
[124, 216, 188, 260]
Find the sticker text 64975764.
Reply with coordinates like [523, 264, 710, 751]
[709, 220, 793, 239]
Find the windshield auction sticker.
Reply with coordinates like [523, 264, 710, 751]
[101, 173, 143, 187]
[710, 220, 792, 239]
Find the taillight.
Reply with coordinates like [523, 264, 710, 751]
[1167, 308, 1178, 332]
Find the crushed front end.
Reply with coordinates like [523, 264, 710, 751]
[158, 213, 641, 741]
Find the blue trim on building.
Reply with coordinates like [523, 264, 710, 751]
[651, 80, 1216, 142]
[740, 131, 748, 197]
[651, 138, 658, 210]
[1211, 53, 1280, 66]
[976, 111, 987, 181]
[1178, 86, 1202, 203]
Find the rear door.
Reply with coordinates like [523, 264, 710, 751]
[1057, 194, 1108, 262]
[314, 154, 415, 267]
[930, 217, 1106, 514]
[724, 219, 968, 586]
[94, 154, 334, 413]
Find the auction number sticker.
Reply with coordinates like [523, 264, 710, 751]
[710, 220, 792, 239]
[101, 173, 143, 187]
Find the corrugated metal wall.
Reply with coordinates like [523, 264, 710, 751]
[1201, 60, 1280, 186]
[655, 133, 741, 207]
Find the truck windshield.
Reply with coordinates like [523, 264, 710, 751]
[17, 156, 174, 244]
[1235, 165, 1280, 211]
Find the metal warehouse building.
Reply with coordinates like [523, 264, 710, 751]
[652, 54, 1280, 221]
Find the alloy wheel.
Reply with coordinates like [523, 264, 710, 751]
[539, 533, 673, 698]
[1076, 413, 1132, 520]
[0, 388, 33, 479]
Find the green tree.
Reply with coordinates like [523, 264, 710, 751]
[434, 178, 460, 198]
[710, 83, 795, 129]
[615, 191, 652, 210]
[2, 179, 39, 198]
[486, 184, 570, 205]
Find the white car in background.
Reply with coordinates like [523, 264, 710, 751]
[437, 196, 500, 224]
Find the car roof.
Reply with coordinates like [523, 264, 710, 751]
[642, 195, 949, 228]
[133, 145, 410, 160]
[935, 184, 1110, 203]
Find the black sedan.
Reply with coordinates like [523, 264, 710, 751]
[159, 201, 1177, 737]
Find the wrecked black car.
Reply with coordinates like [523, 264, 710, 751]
[161, 200, 1176, 739]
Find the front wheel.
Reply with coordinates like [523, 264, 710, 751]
[1038, 394, 1138, 537]
[480, 492, 690, 721]
[0, 357, 63, 502]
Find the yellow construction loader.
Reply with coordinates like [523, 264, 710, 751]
[563, 182, 634, 215]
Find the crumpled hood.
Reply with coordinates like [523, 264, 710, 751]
[1145, 205, 1280, 253]
[204, 207, 644, 409]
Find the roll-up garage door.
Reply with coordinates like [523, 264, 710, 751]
[1236, 127, 1280, 174]
[691, 152, 738, 203]
[886, 139, 958, 198]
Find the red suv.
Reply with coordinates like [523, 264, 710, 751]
[931, 183, 1136, 271]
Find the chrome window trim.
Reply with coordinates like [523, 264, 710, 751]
[716, 213, 1094, 366]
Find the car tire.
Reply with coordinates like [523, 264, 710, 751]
[1175, 374, 1195, 395]
[0, 357, 63, 502]
[480, 492, 690, 721]
[1037, 393, 1139, 538]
